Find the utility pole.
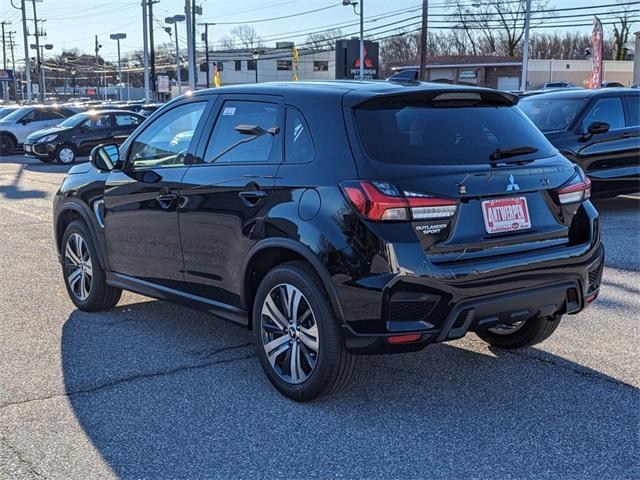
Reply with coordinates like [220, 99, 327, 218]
[418, 0, 428, 81]
[31, 0, 43, 101]
[520, 0, 532, 91]
[185, 0, 195, 90]
[95, 35, 102, 98]
[1, 21, 9, 101]
[20, 0, 32, 101]
[8, 31, 18, 100]
[142, 0, 150, 101]
[148, 0, 157, 96]
[201, 22, 214, 88]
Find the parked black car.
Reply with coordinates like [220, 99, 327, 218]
[53, 82, 604, 401]
[24, 110, 145, 164]
[520, 88, 640, 197]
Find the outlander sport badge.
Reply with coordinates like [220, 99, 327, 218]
[506, 174, 520, 192]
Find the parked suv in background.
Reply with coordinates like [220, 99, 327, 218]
[0, 105, 81, 155]
[24, 110, 144, 164]
[53, 82, 604, 401]
[520, 88, 639, 197]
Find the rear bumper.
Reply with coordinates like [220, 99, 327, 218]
[340, 238, 604, 353]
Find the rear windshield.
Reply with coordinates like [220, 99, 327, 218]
[354, 103, 556, 165]
[519, 97, 586, 132]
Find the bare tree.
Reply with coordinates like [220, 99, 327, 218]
[306, 29, 343, 51]
[612, 4, 635, 60]
[448, 0, 551, 56]
[220, 25, 263, 50]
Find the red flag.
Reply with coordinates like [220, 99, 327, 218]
[589, 16, 603, 89]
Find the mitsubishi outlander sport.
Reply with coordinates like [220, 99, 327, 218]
[53, 81, 604, 401]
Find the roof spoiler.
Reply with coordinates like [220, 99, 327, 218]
[352, 89, 519, 108]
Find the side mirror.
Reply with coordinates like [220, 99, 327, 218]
[90, 144, 120, 171]
[588, 121, 609, 136]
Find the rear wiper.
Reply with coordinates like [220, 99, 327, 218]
[490, 146, 538, 161]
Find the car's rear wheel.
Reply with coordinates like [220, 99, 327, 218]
[475, 315, 562, 349]
[252, 261, 356, 402]
[56, 145, 77, 164]
[62, 220, 121, 311]
[0, 135, 15, 156]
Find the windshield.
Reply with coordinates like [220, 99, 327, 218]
[1, 107, 30, 123]
[354, 103, 556, 165]
[519, 97, 586, 132]
[59, 113, 90, 128]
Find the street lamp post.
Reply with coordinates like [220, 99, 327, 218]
[110, 33, 127, 101]
[166, 15, 186, 95]
[71, 69, 76, 96]
[30, 43, 53, 101]
[343, 0, 364, 80]
[252, 49, 261, 83]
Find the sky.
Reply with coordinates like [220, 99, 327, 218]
[0, 0, 631, 63]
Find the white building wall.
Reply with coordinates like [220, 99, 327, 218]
[197, 49, 335, 87]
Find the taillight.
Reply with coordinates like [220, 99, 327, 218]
[557, 173, 591, 205]
[341, 181, 458, 222]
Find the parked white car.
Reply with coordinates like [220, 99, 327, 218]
[0, 106, 81, 155]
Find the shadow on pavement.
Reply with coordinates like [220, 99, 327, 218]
[0, 153, 87, 174]
[61, 299, 638, 479]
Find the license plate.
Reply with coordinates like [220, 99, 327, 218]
[482, 196, 531, 234]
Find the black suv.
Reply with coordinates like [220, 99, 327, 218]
[54, 82, 604, 401]
[519, 88, 639, 197]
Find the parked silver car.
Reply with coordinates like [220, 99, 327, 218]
[0, 105, 81, 155]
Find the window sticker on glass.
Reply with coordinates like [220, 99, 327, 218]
[223, 107, 236, 116]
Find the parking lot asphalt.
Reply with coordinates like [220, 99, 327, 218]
[0, 154, 638, 479]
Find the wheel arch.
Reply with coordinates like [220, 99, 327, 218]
[0, 131, 18, 146]
[55, 200, 107, 270]
[241, 238, 346, 328]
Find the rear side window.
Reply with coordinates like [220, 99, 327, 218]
[519, 98, 585, 132]
[203, 100, 278, 164]
[624, 96, 639, 127]
[354, 103, 555, 165]
[581, 97, 625, 131]
[285, 107, 314, 163]
[114, 114, 141, 126]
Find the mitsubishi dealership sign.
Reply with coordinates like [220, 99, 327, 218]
[335, 39, 379, 80]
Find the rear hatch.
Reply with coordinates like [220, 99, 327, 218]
[344, 88, 589, 263]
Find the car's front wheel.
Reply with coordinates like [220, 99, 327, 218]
[0, 135, 15, 156]
[56, 145, 77, 164]
[475, 315, 562, 349]
[61, 220, 122, 311]
[253, 261, 356, 402]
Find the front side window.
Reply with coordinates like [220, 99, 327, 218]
[203, 100, 278, 164]
[519, 98, 586, 132]
[82, 114, 112, 129]
[285, 108, 314, 163]
[355, 103, 556, 166]
[581, 97, 625, 131]
[128, 102, 206, 169]
[35, 109, 65, 121]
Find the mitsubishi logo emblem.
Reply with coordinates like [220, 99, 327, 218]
[506, 174, 520, 192]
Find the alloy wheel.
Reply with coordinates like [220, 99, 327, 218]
[58, 147, 75, 164]
[64, 233, 93, 301]
[260, 283, 319, 384]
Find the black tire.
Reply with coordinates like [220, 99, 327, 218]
[61, 220, 122, 312]
[252, 261, 356, 402]
[55, 145, 77, 164]
[0, 135, 15, 156]
[475, 315, 562, 349]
